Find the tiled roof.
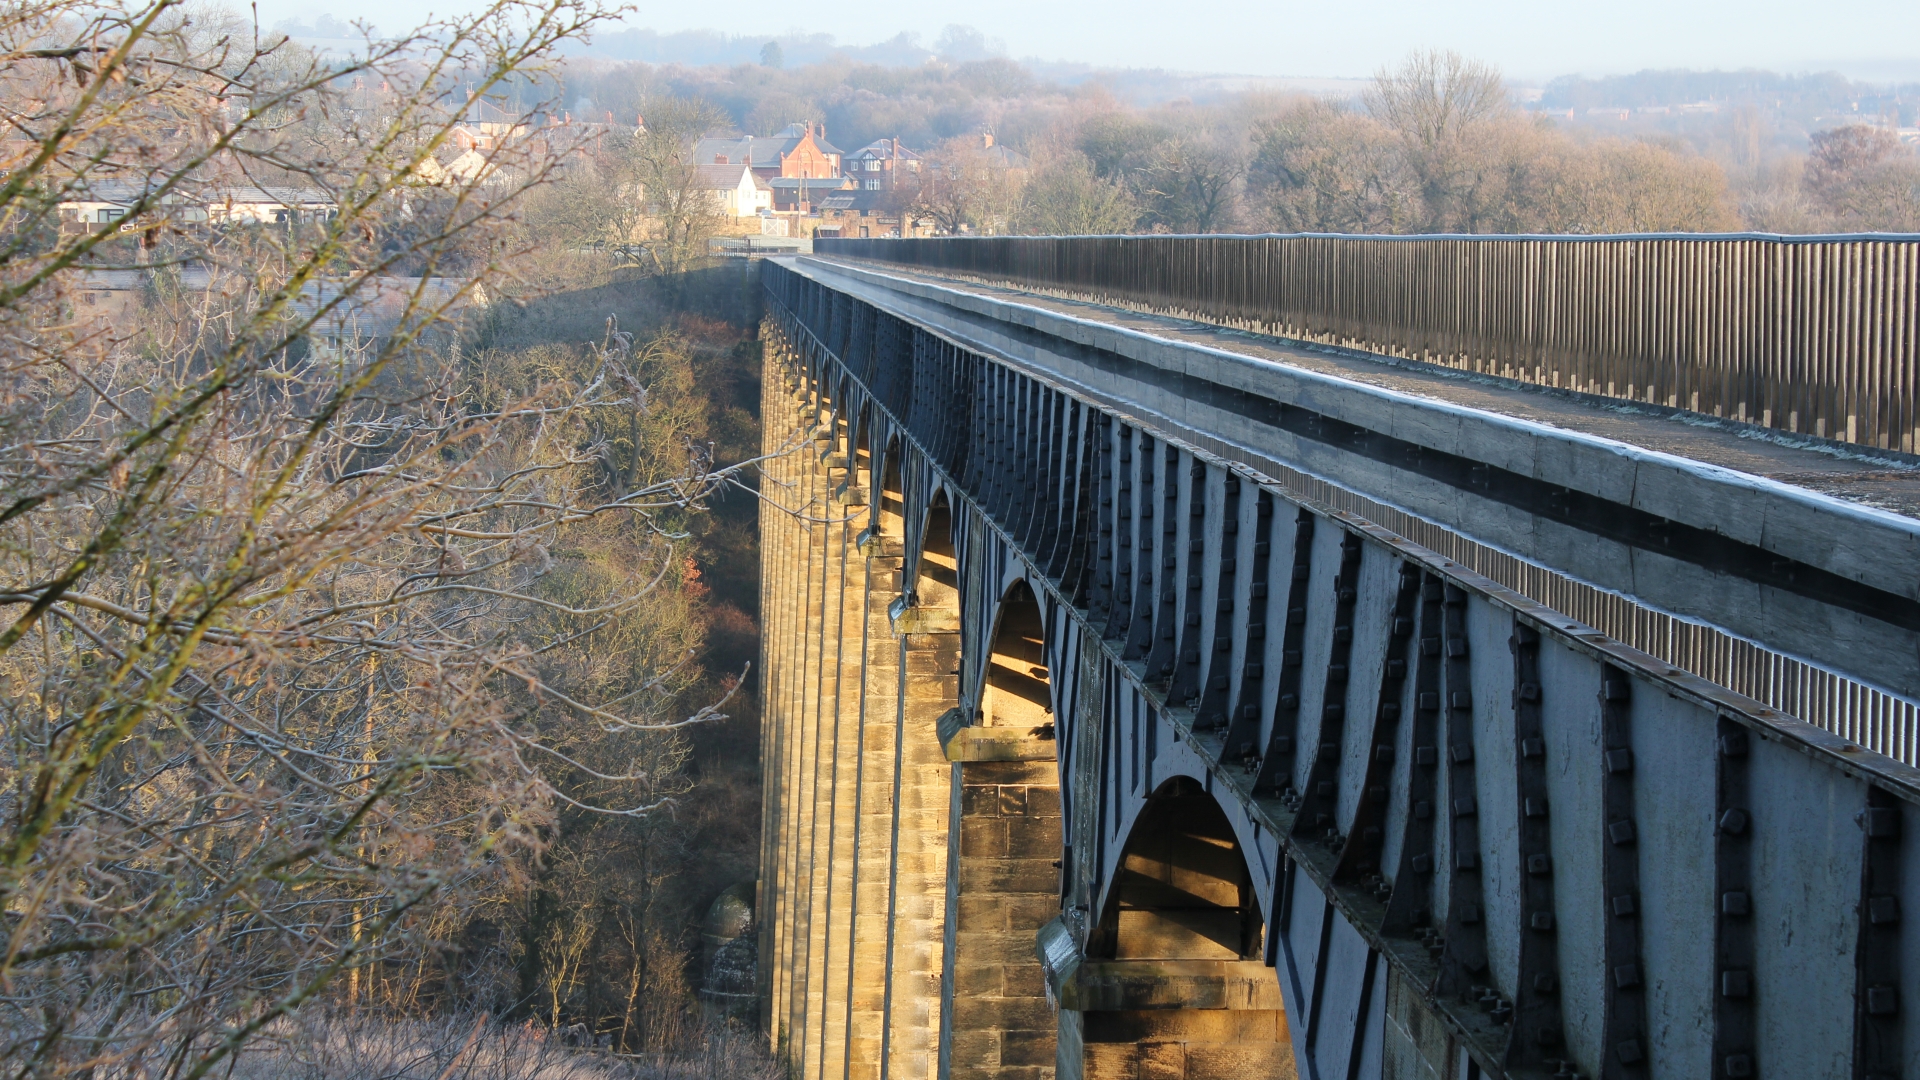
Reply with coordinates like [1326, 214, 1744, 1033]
[849, 139, 922, 161]
[694, 124, 842, 167]
[691, 163, 766, 189]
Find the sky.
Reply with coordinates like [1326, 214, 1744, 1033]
[252, 0, 1920, 82]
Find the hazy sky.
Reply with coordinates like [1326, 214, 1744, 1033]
[254, 0, 1920, 82]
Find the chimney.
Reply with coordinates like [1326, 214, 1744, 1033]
[981, 130, 994, 149]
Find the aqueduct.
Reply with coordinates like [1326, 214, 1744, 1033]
[756, 236, 1920, 1080]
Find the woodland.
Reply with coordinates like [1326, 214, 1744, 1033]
[550, 45, 1920, 236]
[0, 1, 774, 1076]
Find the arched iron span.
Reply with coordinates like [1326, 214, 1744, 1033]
[755, 254, 1920, 1080]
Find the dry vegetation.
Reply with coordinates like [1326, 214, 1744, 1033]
[0, 1, 773, 1076]
[557, 46, 1919, 237]
[221, 1010, 779, 1080]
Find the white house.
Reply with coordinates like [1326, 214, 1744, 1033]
[58, 180, 335, 227]
[691, 163, 773, 218]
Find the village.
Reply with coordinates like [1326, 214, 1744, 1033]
[55, 111, 1024, 248]
[51, 103, 1031, 329]
[686, 120, 1026, 241]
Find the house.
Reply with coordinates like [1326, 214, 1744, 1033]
[694, 122, 843, 182]
[769, 175, 854, 213]
[811, 189, 935, 239]
[61, 265, 482, 361]
[844, 138, 922, 192]
[976, 130, 1031, 174]
[448, 120, 528, 152]
[57, 180, 335, 228]
[414, 147, 502, 186]
[58, 180, 176, 227]
[692, 163, 774, 218]
[203, 186, 335, 225]
[288, 275, 485, 361]
[66, 269, 147, 331]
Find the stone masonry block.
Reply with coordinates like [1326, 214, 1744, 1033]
[1181, 1043, 1297, 1079]
[1009, 822, 1065, 859]
[949, 1028, 1002, 1065]
[1001, 1028, 1061, 1067]
[963, 784, 1003, 817]
[905, 653, 954, 675]
[967, 760, 1058, 785]
[954, 961, 1007, 996]
[975, 857, 1064, 892]
[958, 893, 1007, 929]
[1024, 786, 1064, 818]
[954, 995, 1057, 1032]
[983, 1068, 1051, 1080]
[1003, 894, 1064, 930]
[961, 818, 1010, 857]
[1136, 1041, 1186, 1080]
[998, 785, 1030, 816]
[1003, 963, 1049, 999]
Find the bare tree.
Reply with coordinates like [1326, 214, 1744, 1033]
[909, 135, 1024, 235]
[1250, 100, 1419, 233]
[1012, 153, 1137, 235]
[1138, 136, 1244, 233]
[529, 97, 728, 274]
[0, 2, 769, 1076]
[625, 97, 730, 274]
[1805, 125, 1920, 231]
[1364, 49, 1510, 230]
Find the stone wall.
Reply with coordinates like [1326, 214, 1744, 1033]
[759, 336, 959, 1080]
[945, 759, 1062, 1080]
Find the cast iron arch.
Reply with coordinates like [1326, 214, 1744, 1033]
[983, 579, 1052, 733]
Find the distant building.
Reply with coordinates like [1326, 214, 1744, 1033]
[57, 181, 335, 228]
[447, 121, 528, 152]
[62, 266, 481, 360]
[695, 122, 843, 182]
[288, 275, 485, 361]
[975, 130, 1031, 173]
[812, 189, 934, 239]
[845, 138, 922, 192]
[769, 175, 854, 213]
[67, 270, 146, 330]
[415, 147, 501, 186]
[691, 163, 775, 217]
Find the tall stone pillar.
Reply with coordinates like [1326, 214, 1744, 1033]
[942, 750, 1063, 1080]
[878, 607, 961, 1080]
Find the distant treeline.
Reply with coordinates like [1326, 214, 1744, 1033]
[549, 47, 1920, 236]
[1539, 69, 1915, 123]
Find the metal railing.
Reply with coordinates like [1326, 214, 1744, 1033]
[816, 233, 1920, 453]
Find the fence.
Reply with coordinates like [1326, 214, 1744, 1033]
[816, 233, 1920, 453]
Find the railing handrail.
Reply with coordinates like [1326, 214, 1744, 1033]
[820, 233, 1920, 455]
[910, 230, 1920, 243]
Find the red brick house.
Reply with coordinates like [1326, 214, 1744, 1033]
[694, 122, 843, 182]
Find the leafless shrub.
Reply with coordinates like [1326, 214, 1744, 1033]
[214, 1011, 780, 1080]
[0, 2, 799, 1076]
